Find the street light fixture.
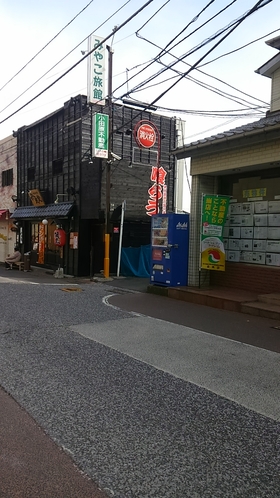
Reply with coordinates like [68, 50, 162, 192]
[54, 194, 68, 204]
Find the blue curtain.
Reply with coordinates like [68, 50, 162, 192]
[121, 245, 150, 277]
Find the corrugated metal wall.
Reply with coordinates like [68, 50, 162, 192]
[16, 95, 177, 275]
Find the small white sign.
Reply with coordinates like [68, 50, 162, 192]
[241, 227, 253, 239]
[268, 213, 280, 226]
[267, 240, 280, 252]
[267, 227, 280, 239]
[252, 240, 266, 251]
[254, 214, 268, 227]
[269, 201, 280, 213]
[227, 250, 240, 262]
[266, 253, 280, 266]
[254, 201, 268, 213]
[240, 251, 265, 264]
[239, 239, 253, 251]
[254, 226, 268, 239]
[229, 238, 240, 250]
[228, 227, 240, 238]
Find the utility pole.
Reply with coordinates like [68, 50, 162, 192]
[104, 45, 113, 278]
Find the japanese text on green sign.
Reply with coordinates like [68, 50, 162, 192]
[203, 196, 228, 225]
[92, 113, 109, 158]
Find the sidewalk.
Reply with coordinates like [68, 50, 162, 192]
[0, 387, 108, 498]
[0, 264, 150, 290]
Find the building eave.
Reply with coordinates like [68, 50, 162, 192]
[172, 113, 280, 159]
[255, 52, 280, 78]
[11, 202, 74, 220]
[265, 35, 280, 50]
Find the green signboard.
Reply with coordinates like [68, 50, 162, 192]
[200, 194, 230, 271]
[92, 113, 109, 158]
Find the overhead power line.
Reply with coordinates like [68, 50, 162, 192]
[197, 27, 280, 68]
[147, 0, 273, 110]
[127, 38, 269, 110]
[114, 0, 219, 101]
[0, 0, 96, 93]
[122, 0, 270, 102]
[110, 0, 273, 136]
[0, 0, 154, 126]
[127, 0, 238, 97]
[126, 9, 274, 108]
[157, 64, 268, 109]
[0, 0, 273, 142]
[118, 0, 273, 108]
[136, 0, 236, 59]
[0, 0, 131, 116]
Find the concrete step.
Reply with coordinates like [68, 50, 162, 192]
[258, 293, 280, 306]
[241, 301, 280, 321]
[148, 284, 280, 321]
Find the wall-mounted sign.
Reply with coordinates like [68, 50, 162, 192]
[69, 232, 78, 249]
[28, 189, 45, 206]
[87, 35, 105, 105]
[134, 122, 156, 149]
[133, 120, 167, 216]
[54, 228, 66, 247]
[37, 223, 45, 264]
[145, 166, 167, 217]
[200, 194, 230, 272]
[92, 113, 109, 158]
[243, 188, 267, 198]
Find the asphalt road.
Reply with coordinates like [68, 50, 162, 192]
[0, 272, 279, 497]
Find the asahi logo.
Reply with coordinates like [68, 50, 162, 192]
[176, 222, 188, 229]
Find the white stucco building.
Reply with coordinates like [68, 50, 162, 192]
[0, 135, 18, 262]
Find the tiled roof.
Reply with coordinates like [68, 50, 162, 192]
[177, 112, 280, 152]
[11, 202, 74, 219]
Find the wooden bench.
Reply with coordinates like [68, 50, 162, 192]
[14, 262, 24, 271]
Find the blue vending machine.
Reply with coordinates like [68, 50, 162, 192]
[150, 213, 189, 287]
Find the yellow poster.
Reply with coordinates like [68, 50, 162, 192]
[201, 237, 226, 271]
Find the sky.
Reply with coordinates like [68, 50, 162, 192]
[0, 0, 279, 208]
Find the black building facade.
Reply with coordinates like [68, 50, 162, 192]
[12, 95, 177, 276]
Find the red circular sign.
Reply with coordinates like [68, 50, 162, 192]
[136, 123, 156, 148]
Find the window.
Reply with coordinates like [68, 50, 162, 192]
[52, 158, 63, 175]
[2, 168, 13, 186]
[27, 168, 35, 181]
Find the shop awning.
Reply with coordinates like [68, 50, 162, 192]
[0, 209, 9, 219]
[11, 202, 74, 220]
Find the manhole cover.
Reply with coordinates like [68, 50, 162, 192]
[61, 287, 82, 292]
